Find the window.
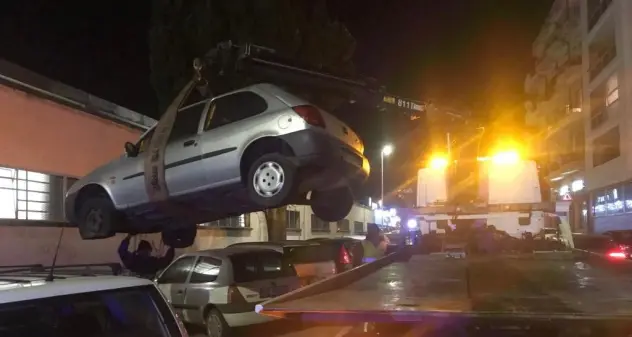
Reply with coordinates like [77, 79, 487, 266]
[286, 210, 300, 229]
[605, 186, 624, 214]
[588, 32, 616, 80]
[0, 286, 179, 337]
[200, 214, 247, 228]
[260, 252, 294, 279]
[0, 167, 56, 221]
[168, 102, 205, 142]
[137, 128, 155, 153]
[589, 73, 619, 129]
[189, 257, 222, 283]
[230, 253, 260, 283]
[593, 190, 607, 217]
[592, 126, 620, 167]
[354, 221, 364, 233]
[206, 91, 268, 130]
[587, 0, 612, 31]
[624, 183, 632, 212]
[311, 214, 330, 232]
[157, 256, 196, 284]
[337, 219, 350, 232]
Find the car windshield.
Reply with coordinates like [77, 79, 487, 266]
[0, 285, 181, 337]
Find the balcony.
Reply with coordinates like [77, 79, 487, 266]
[587, 0, 613, 32]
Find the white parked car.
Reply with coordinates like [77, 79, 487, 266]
[155, 247, 301, 337]
[0, 264, 188, 337]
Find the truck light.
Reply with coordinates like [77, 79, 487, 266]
[491, 150, 519, 165]
[429, 156, 449, 170]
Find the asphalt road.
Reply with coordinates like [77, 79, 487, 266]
[188, 320, 354, 337]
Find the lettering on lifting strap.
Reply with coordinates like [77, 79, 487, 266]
[144, 58, 209, 208]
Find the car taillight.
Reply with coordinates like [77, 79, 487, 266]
[607, 249, 627, 260]
[227, 284, 246, 304]
[339, 246, 351, 266]
[293, 105, 325, 128]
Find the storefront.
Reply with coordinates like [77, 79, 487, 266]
[552, 177, 588, 232]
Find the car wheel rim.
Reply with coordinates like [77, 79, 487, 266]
[86, 209, 103, 231]
[207, 315, 222, 337]
[253, 161, 285, 197]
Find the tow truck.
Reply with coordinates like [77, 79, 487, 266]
[252, 146, 632, 337]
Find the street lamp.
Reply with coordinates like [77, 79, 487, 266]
[381, 144, 394, 206]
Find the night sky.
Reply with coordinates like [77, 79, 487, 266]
[0, 0, 553, 200]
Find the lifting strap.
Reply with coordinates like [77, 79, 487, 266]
[142, 59, 209, 222]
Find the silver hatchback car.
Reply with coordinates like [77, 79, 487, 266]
[65, 83, 370, 247]
[155, 247, 301, 337]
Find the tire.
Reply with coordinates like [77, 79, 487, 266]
[205, 308, 231, 337]
[247, 153, 297, 208]
[162, 226, 197, 248]
[77, 195, 117, 240]
[311, 186, 354, 222]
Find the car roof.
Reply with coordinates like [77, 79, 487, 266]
[228, 241, 320, 248]
[0, 275, 153, 304]
[184, 246, 287, 258]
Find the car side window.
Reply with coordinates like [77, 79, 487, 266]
[136, 128, 155, 154]
[230, 253, 260, 283]
[205, 91, 268, 131]
[157, 256, 196, 284]
[168, 102, 206, 142]
[189, 256, 222, 283]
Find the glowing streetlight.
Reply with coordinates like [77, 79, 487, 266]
[429, 156, 449, 170]
[381, 144, 394, 206]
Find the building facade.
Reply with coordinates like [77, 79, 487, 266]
[0, 60, 374, 266]
[581, 0, 632, 233]
[525, 0, 586, 231]
[526, 0, 632, 233]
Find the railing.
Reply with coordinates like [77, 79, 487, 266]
[587, 0, 613, 32]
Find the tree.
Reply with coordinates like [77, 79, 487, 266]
[149, 0, 356, 241]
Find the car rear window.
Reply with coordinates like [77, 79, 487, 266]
[284, 245, 334, 264]
[0, 285, 181, 337]
[231, 252, 296, 283]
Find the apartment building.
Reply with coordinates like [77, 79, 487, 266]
[524, 0, 586, 231]
[582, 0, 632, 233]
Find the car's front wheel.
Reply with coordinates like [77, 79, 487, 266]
[247, 153, 297, 208]
[77, 195, 117, 240]
[310, 186, 354, 222]
[161, 226, 197, 248]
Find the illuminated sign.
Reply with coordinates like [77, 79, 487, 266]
[382, 95, 424, 112]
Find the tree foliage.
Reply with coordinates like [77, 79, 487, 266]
[149, 0, 356, 112]
[149, 0, 356, 240]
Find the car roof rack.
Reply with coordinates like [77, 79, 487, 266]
[0, 263, 123, 277]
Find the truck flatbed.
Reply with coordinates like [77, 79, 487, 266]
[257, 252, 632, 323]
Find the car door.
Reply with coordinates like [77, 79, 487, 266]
[182, 255, 223, 324]
[112, 127, 155, 208]
[199, 91, 269, 187]
[164, 101, 208, 196]
[155, 255, 196, 318]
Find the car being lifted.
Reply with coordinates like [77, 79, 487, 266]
[64, 42, 378, 248]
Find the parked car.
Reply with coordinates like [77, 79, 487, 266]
[307, 237, 361, 269]
[228, 240, 340, 284]
[572, 233, 628, 261]
[0, 263, 187, 337]
[603, 230, 632, 259]
[155, 247, 301, 337]
[65, 83, 370, 247]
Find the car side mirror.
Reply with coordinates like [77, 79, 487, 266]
[124, 142, 139, 157]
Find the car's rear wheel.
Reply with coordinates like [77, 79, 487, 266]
[247, 153, 297, 208]
[161, 225, 197, 248]
[206, 308, 231, 337]
[77, 195, 117, 240]
[310, 186, 354, 222]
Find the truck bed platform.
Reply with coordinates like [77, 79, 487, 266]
[257, 252, 632, 323]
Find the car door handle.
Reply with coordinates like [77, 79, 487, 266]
[183, 140, 197, 147]
[176, 289, 184, 294]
